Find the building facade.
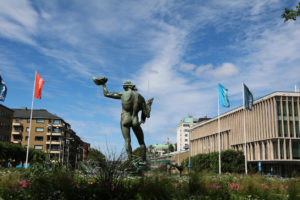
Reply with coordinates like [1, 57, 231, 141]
[0, 104, 13, 142]
[11, 108, 89, 163]
[177, 116, 197, 152]
[190, 92, 300, 176]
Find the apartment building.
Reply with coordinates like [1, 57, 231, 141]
[11, 108, 89, 163]
[0, 104, 13, 142]
[190, 92, 300, 176]
[177, 116, 197, 152]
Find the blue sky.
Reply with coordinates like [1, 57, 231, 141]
[0, 0, 300, 153]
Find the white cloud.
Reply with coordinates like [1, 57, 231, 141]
[178, 62, 196, 72]
[0, 0, 38, 45]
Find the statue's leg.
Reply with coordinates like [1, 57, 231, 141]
[132, 124, 146, 161]
[121, 122, 132, 160]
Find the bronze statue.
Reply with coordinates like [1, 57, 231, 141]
[93, 77, 153, 161]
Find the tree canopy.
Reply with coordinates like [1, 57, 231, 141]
[282, 2, 300, 22]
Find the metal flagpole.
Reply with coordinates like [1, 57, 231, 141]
[25, 71, 37, 168]
[242, 82, 248, 175]
[218, 89, 221, 175]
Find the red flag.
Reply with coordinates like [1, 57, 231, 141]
[34, 72, 44, 99]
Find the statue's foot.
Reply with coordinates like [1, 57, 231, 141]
[93, 77, 108, 85]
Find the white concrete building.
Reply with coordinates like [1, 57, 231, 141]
[177, 116, 196, 152]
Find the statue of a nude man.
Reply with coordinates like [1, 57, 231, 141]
[93, 77, 153, 161]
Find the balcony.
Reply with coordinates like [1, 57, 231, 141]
[46, 132, 62, 136]
[12, 131, 22, 135]
[48, 123, 63, 128]
[46, 140, 61, 145]
[49, 150, 60, 154]
[12, 140, 21, 144]
[12, 122, 22, 126]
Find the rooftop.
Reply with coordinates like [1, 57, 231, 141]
[12, 108, 62, 119]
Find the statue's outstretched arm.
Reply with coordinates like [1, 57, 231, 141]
[103, 85, 122, 99]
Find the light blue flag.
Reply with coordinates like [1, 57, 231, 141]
[0, 75, 7, 102]
[218, 83, 230, 107]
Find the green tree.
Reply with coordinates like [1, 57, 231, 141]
[168, 144, 175, 153]
[87, 148, 106, 165]
[282, 2, 300, 22]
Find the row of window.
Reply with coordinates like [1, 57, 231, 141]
[0, 110, 11, 117]
[276, 100, 299, 118]
[13, 127, 63, 133]
[15, 118, 62, 124]
[14, 136, 62, 142]
[273, 140, 300, 159]
[278, 120, 300, 137]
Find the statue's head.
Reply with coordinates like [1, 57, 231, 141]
[123, 80, 135, 90]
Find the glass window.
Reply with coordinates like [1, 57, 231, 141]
[284, 121, 288, 137]
[15, 118, 21, 123]
[36, 127, 44, 132]
[26, 127, 29, 132]
[36, 119, 44, 123]
[35, 136, 43, 141]
[273, 141, 278, 159]
[259, 143, 262, 160]
[294, 102, 298, 117]
[185, 139, 188, 142]
[264, 142, 268, 160]
[184, 129, 189, 132]
[185, 134, 188, 137]
[53, 128, 61, 133]
[286, 141, 290, 159]
[24, 136, 28, 141]
[292, 141, 300, 159]
[53, 119, 61, 124]
[276, 101, 281, 115]
[283, 101, 287, 116]
[27, 119, 30, 123]
[278, 120, 282, 137]
[34, 145, 43, 150]
[280, 140, 284, 159]
[296, 121, 300, 138]
[288, 101, 293, 117]
[183, 124, 189, 127]
[252, 144, 255, 160]
[290, 121, 294, 137]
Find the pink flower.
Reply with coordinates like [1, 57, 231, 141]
[74, 184, 80, 189]
[173, 183, 180, 189]
[229, 183, 240, 191]
[285, 185, 289, 189]
[159, 176, 163, 179]
[260, 183, 270, 190]
[211, 183, 221, 190]
[19, 180, 31, 188]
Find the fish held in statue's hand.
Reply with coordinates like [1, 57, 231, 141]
[93, 77, 108, 85]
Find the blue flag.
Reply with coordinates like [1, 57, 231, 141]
[218, 83, 230, 107]
[243, 83, 253, 110]
[0, 75, 7, 102]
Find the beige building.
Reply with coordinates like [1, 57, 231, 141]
[190, 92, 300, 176]
[11, 108, 89, 164]
[0, 104, 13, 142]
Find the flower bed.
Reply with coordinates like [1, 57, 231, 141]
[0, 167, 299, 200]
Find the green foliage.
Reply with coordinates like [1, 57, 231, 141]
[184, 149, 245, 173]
[282, 2, 300, 22]
[87, 148, 106, 167]
[168, 144, 175, 153]
[0, 142, 46, 167]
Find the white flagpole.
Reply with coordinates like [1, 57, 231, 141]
[218, 89, 221, 175]
[242, 82, 248, 175]
[25, 71, 36, 168]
